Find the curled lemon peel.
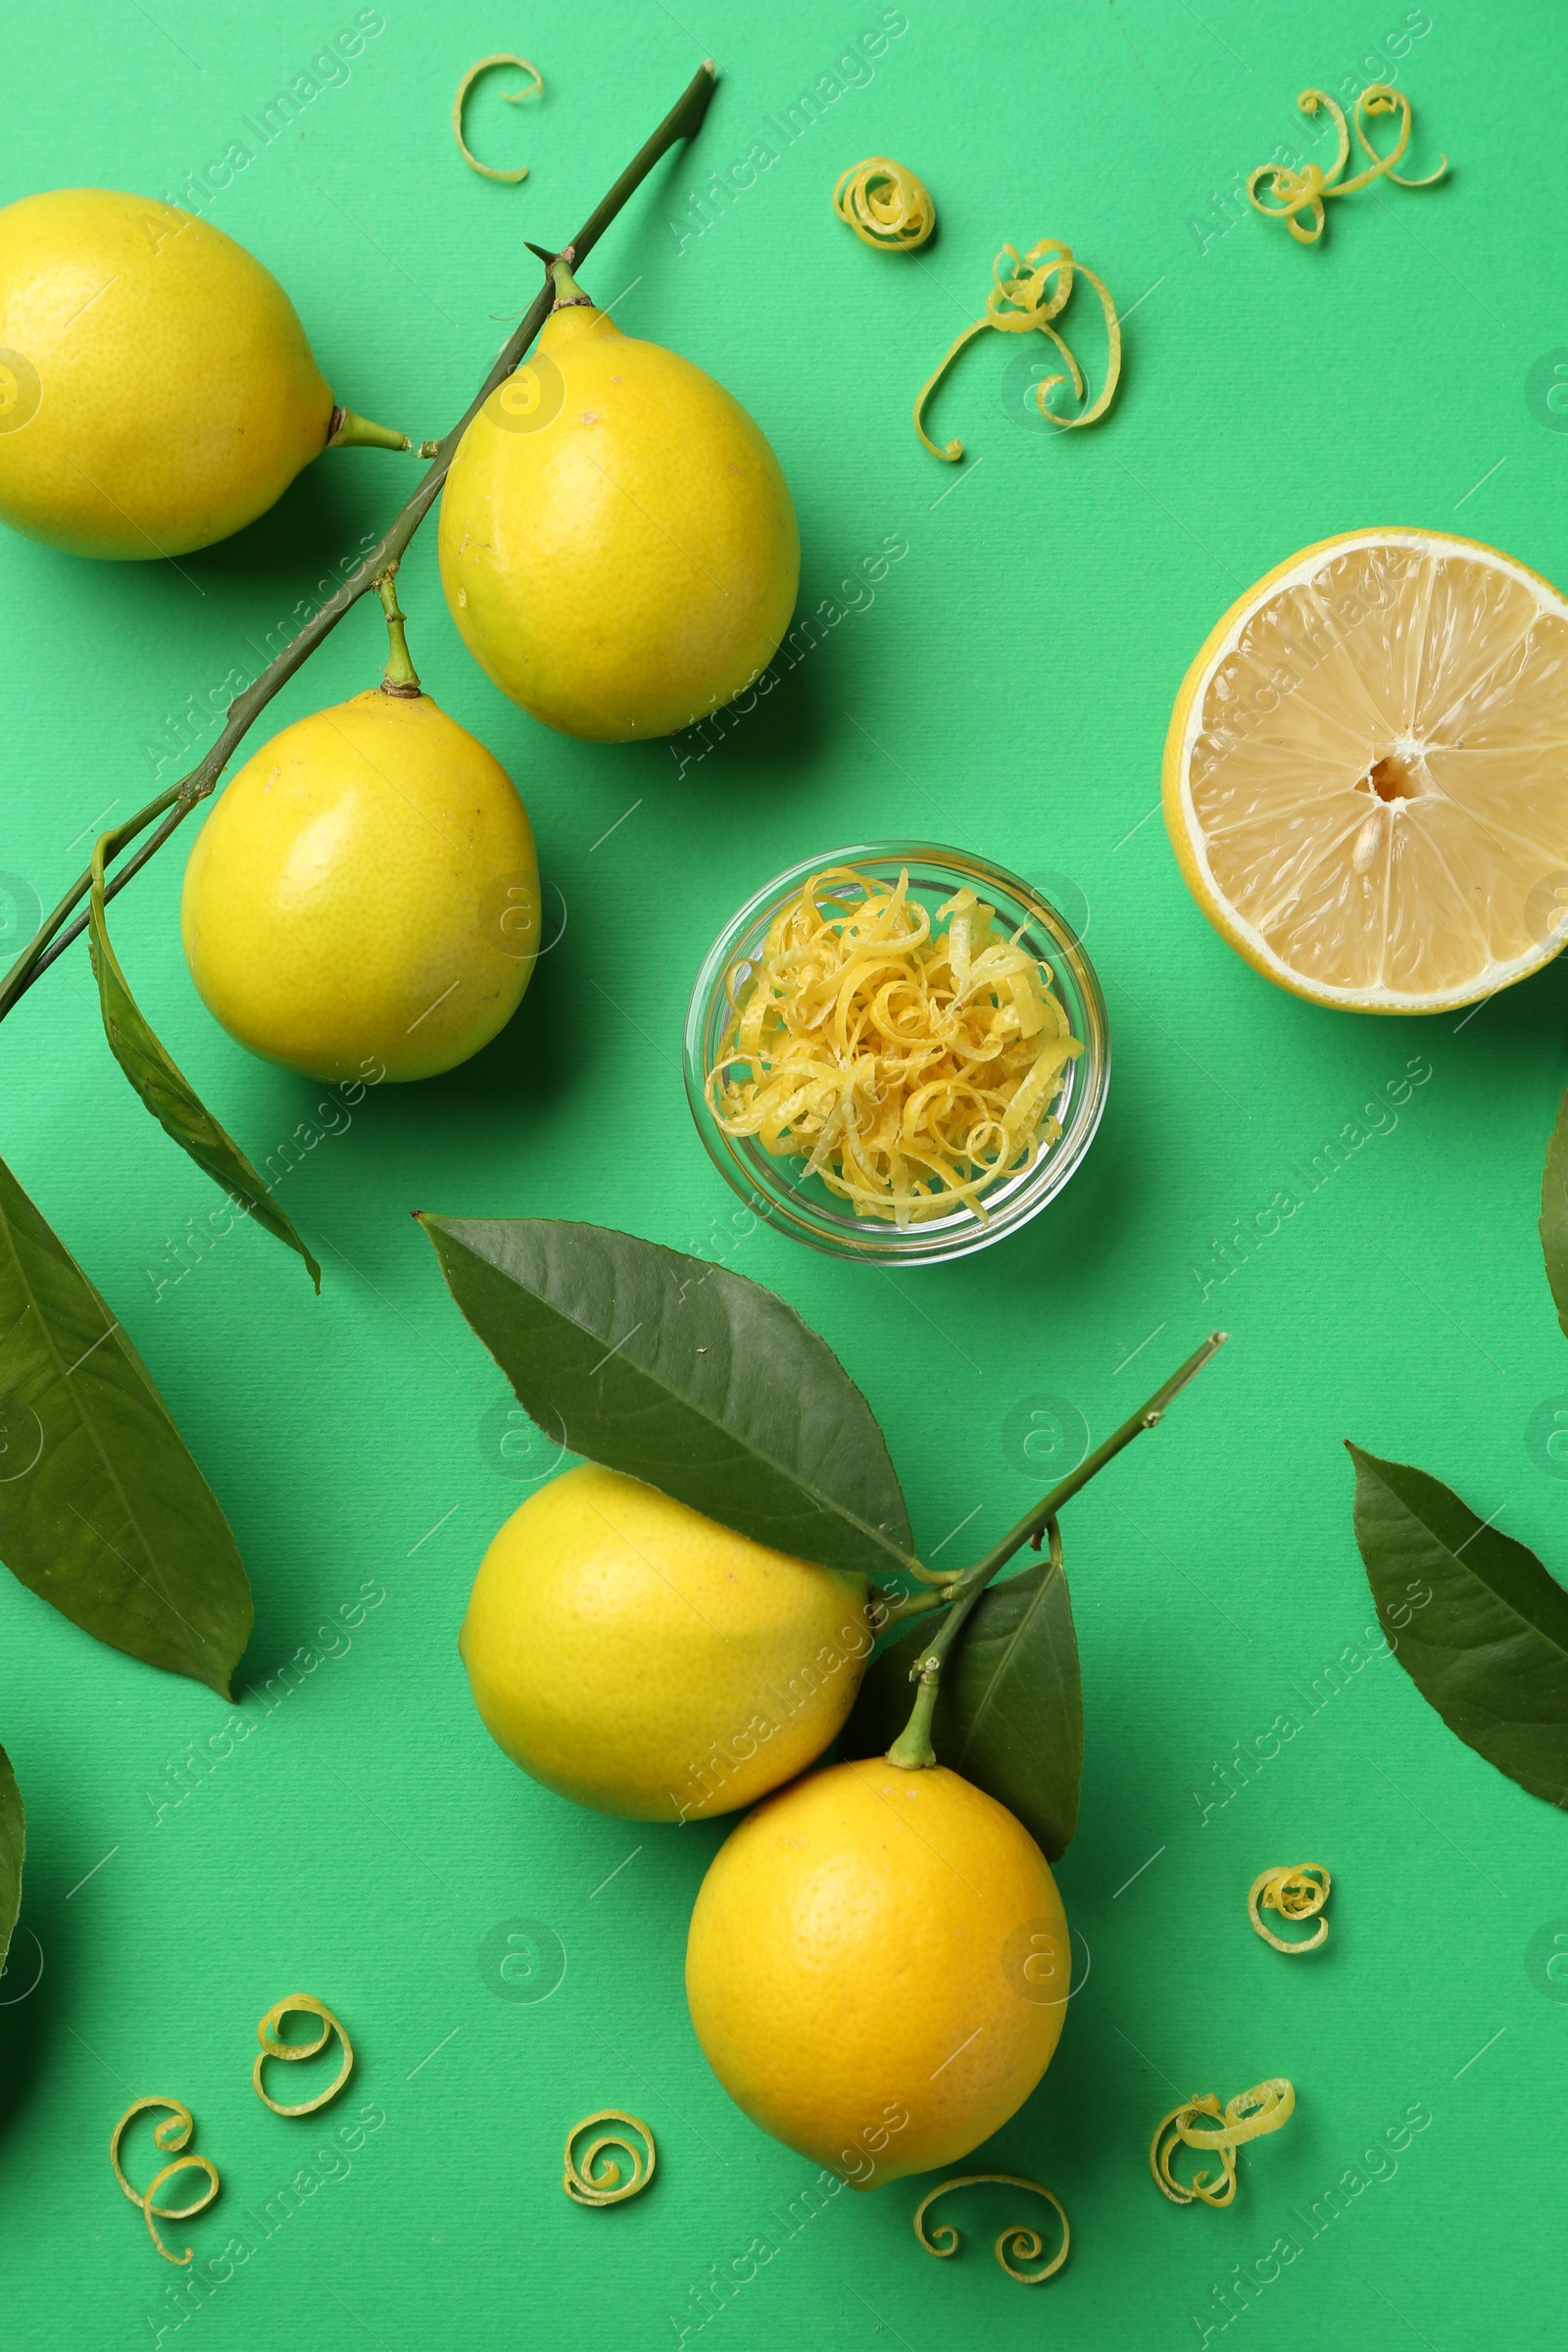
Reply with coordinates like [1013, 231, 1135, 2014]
[110, 2099, 220, 2266]
[1249, 1863, 1331, 1953]
[1248, 84, 1447, 244]
[1152, 2079, 1297, 2208]
[914, 238, 1121, 462]
[706, 865, 1084, 1227]
[252, 1993, 354, 2118]
[564, 2112, 657, 2206]
[453, 54, 544, 184]
[143, 2154, 221, 2266]
[833, 157, 936, 250]
[913, 2174, 1069, 2284]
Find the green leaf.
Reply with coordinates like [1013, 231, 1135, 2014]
[417, 1215, 914, 1576]
[0, 1743, 22, 1978]
[1348, 1441, 1568, 1808]
[89, 838, 319, 1291]
[1543, 1079, 1568, 1341]
[0, 1151, 252, 1695]
[839, 1559, 1083, 1859]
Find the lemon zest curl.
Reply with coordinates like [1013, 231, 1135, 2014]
[833, 157, 936, 250]
[914, 238, 1121, 462]
[1249, 1862, 1332, 1953]
[913, 2173, 1069, 2284]
[453, 54, 544, 184]
[1248, 85, 1446, 244]
[1152, 2078, 1297, 2208]
[564, 2111, 657, 2206]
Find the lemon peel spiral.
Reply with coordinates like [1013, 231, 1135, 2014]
[833, 158, 936, 250]
[706, 864, 1083, 1226]
[110, 2098, 221, 2267]
[913, 2174, 1069, 2284]
[915, 238, 1121, 462]
[252, 1992, 354, 2118]
[1152, 2079, 1297, 2208]
[453, 54, 544, 184]
[1249, 1863, 1332, 1953]
[564, 2112, 657, 2206]
[1248, 84, 1446, 244]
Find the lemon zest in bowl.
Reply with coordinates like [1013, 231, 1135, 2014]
[706, 865, 1083, 1226]
[833, 158, 936, 250]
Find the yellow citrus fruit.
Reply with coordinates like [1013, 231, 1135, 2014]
[0, 189, 337, 559]
[459, 1465, 869, 1822]
[1163, 527, 1568, 1011]
[686, 1758, 1069, 2187]
[438, 277, 799, 741]
[180, 687, 538, 1084]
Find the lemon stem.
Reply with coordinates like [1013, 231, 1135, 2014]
[885, 1332, 1229, 1771]
[326, 407, 416, 453]
[0, 56, 719, 1022]
[373, 567, 421, 696]
[547, 254, 595, 310]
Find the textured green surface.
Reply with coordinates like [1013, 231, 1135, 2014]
[1, 4, 1566, 2345]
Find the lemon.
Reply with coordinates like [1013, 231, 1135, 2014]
[0, 189, 368, 560]
[438, 267, 799, 742]
[459, 1465, 870, 1822]
[1164, 527, 1568, 1010]
[685, 1759, 1069, 2186]
[180, 685, 539, 1084]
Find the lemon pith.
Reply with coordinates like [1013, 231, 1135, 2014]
[1163, 528, 1568, 1011]
[459, 1465, 871, 1822]
[180, 688, 539, 1084]
[438, 298, 800, 742]
[686, 1759, 1069, 2187]
[0, 188, 332, 559]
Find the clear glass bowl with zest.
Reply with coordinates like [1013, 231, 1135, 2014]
[683, 843, 1109, 1265]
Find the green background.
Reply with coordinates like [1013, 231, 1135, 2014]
[1, 2, 1565, 2344]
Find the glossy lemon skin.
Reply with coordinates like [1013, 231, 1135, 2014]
[180, 689, 539, 1084]
[438, 302, 800, 742]
[0, 188, 333, 559]
[686, 1760, 1069, 2187]
[459, 1465, 871, 1822]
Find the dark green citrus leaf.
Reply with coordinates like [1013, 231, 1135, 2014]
[1348, 1441, 1568, 1808]
[1543, 1079, 1568, 1341]
[417, 1215, 914, 1576]
[0, 1151, 252, 1695]
[89, 840, 319, 1291]
[840, 1559, 1083, 1859]
[0, 1742, 22, 1977]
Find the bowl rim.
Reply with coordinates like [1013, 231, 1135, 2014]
[682, 840, 1110, 1266]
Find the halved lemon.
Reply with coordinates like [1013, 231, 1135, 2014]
[1163, 528, 1568, 1011]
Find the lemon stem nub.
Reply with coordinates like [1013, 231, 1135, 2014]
[327, 407, 415, 453]
[374, 567, 421, 696]
[886, 1655, 942, 1772]
[548, 256, 595, 310]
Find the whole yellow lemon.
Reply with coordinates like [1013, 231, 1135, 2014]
[438, 270, 799, 741]
[0, 189, 351, 559]
[686, 1759, 1069, 2186]
[459, 1464, 870, 1821]
[180, 686, 539, 1083]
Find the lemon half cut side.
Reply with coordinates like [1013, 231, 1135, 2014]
[1163, 528, 1568, 1012]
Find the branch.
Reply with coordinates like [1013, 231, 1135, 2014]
[0, 58, 718, 1026]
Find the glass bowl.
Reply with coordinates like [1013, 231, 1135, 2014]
[683, 843, 1109, 1265]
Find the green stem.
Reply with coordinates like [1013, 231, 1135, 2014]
[877, 1585, 955, 1631]
[885, 1330, 1228, 1770]
[325, 407, 414, 453]
[0, 57, 719, 1028]
[374, 568, 420, 695]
